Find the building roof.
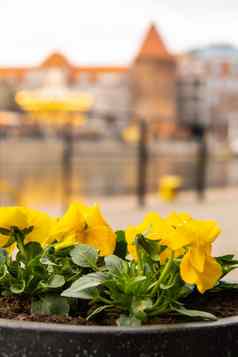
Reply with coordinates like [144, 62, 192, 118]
[0, 68, 28, 79]
[0, 54, 128, 81]
[136, 23, 174, 60]
[73, 66, 128, 75]
[40, 52, 73, 69]
[0, 23, 174, 80]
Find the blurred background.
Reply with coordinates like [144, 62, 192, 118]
[0, 0, 238, 259]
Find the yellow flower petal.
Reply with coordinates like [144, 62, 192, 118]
[125, 226, 139, 259]
[180, 251, 199, 285]
[196, 220, 221, 244]
[85, 226, 116, 256]
[54, 234, 77, 250]
[125, 226, 138, 244]
[52, 203, 85, 237]
[85, 204, 108, 227]
[52, 202, 115, 254]
[161, 225, 193, 250]
[22, 208, 54, 246]
[189, 245, 207, 273]
[0, 207, 27, 231]
[196, 256, 222, 294]
[165, 212, 192, 227]
[160, 248, 172, 264]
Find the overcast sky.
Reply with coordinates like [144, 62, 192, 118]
[0, 0, 237, 66]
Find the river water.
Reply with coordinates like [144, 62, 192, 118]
[0, 148, 236, 209]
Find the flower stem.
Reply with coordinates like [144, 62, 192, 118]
[135, 235, 144, 274]
[14, 230, 27, 262]
[151, 252, 174, 296]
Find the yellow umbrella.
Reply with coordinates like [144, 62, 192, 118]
[15, 89, 93, 123]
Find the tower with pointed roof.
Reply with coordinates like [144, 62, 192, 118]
[130, 23, 177, 137]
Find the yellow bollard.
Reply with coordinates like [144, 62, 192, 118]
[159, 175, 182, 202]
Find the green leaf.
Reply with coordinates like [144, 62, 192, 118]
[173, 306, 217, 321]
[87, 305, 111, 320]
[62, 272, 105, 298]
[217, 255, 238, 266]
[70, 244, 98, 268]
[2, 234, 16, 248]
[210, 280, 238, 292]
[0, 249, 7, 264]
[126, 276, 147, 294]
[10, 279, 26, 294]
[160, 273, 177, 290]
[216, 255, 238, 277]
[217, 255, 235, 262]
[0, 264, 8, 281]
[114, 231, 127, 259]
[24, 242, 43, 261]
[178, 284, 194, 299]
[48, 274, 65, 288]
[104, 255, 125, 274]
[31, 295, 70, 316]
[22, 226, 34, 236]
[0, 227, 10, 236]
[37, 274, 65, 290]
[117, 314, 142, 327]
[136, 234, 164, 261]
[70, 287, 99, 300]
[40, 256, 57, 266]
[31, 260, 47, 278]
[131, 298, 152, 320]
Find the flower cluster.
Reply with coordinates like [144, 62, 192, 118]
[126, 212, 222, 293]
[0, 202, 236, 326]
[0, 203, 116, 256]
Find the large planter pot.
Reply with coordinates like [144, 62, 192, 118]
[0, 317, 238, 357]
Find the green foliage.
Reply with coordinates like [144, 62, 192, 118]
[1, 225, 238, 325]
[70, 244, 98, 269]
[172, 305, 217, 321]
[114, 231, 127, 259]
[0, 242, 79, 298]
[0, 228, 84, 314]
[62, 272, 105, 299]
[216, 255, 238, 277]
[117, 314, 141, 327]
[31, 295, 70, 316]
[62, 237, 218, 326]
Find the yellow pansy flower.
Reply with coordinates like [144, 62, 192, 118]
[51, 202, 116, 256]
[125, 212, 185, 260]
[180, 250, 222, 294]
[0, 207, 28, 247]
[162, 213, 222, 293]
[22, 207, 54, 246]
[125, 211, 222, 293]
[125, 212, 164, 259]
[0, 206, 53, 249]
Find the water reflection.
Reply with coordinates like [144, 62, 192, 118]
[0, 154, 235, 208]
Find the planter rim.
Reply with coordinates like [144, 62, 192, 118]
[0, 315, 238, 333]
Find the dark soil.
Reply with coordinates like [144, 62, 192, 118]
[0, 291, 238, 326]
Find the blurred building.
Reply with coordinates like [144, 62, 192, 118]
[129, 24, 177, 137]
[177, 44, 238, 139]
[0, 23, 177, 138]
[0, 24, 238, 140]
